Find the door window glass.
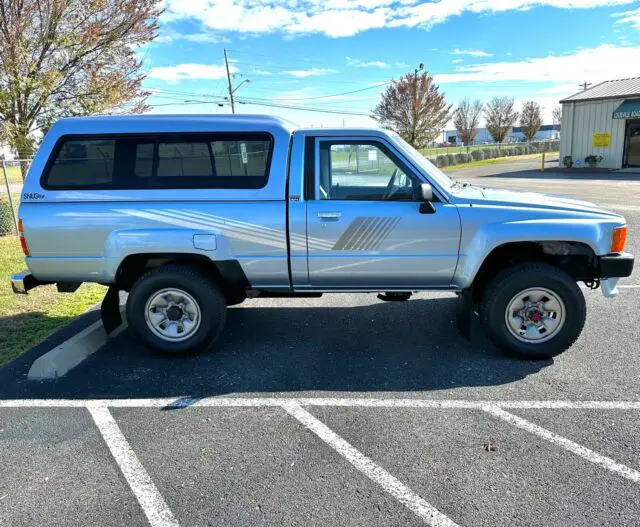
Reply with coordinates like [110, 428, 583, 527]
[320, 142, 418, 201]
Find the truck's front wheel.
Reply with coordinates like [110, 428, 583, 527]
[480, 263, 586, 359]
[126, 265, 227, 355]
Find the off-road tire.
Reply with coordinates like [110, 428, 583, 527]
[126, 264, 227, 355]
[480, 263, 586, 359]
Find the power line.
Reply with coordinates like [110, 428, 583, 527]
[236, 99, 370, 115]
[149, 98, 370, 116]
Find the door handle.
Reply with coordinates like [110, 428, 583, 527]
[318, 211, 341, 220]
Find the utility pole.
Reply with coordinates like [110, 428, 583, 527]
[579, 81, 592, 91]
[412, 63, 424, 145]
[224, 48, 235, 114]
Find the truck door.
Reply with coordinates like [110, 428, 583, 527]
[305, 137, 461, 288]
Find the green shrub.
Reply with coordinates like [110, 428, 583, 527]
[482, 148, 495, 159]
[436, 154, 449, 168]
[0, 201, 15, 236]
[446, 153, 456, 165]
[454, 153, 469, 164]
[470, 150, 484, 161]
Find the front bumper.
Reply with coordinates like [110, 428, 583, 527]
[10, 271, 51, 294]
[597, 252, 634, 278]
[595, 253, 634, 298]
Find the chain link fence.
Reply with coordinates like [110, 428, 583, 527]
[1, 159, 30, 237]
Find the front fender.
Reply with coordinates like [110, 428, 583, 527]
[453, 218, 614, 288]
[101, 228, 235, 282]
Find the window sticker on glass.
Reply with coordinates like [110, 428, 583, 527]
[240, 142, 248, 164]
[368, 149, 377, 161]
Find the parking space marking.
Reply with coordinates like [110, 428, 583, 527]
[484, 406, 640, 484]
[283, 403, 458, 527]
[88, 406, 179, 527]
[2, 398, 640, 409]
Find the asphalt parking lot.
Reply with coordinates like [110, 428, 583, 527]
[1, 159, 640, 527]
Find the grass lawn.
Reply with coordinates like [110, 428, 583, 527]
[443, 152, 558, 171]
[1, 164, 25, 185]
[419, 144, 500, 156]
[0, 236, 106, 367]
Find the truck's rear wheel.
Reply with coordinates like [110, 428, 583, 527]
[126, 265, 226, 355]
[480, 263, 586, 359]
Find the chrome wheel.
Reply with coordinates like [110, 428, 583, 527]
[144, 288, 201, 342]
[504, 287, 565, 343]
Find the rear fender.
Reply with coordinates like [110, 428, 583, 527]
[101, 228, 234, 282]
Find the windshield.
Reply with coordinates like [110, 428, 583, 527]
[391, 133, 456, 192]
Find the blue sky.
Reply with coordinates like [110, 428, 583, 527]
[141, 0, 640, 128]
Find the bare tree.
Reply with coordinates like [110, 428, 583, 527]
[519, 101, 543, 143]
[453, 98, 483, 151]
[0, 0, 162, 176]
[371, 70, 451, 148]
[552, 105, 562, 126]
[485, 96, 519, 145]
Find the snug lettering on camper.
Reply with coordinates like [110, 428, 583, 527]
[23, 192, 45, 200]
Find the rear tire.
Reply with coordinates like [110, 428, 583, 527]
[480, 263, 586, 359]
[126, 265, 226, 355]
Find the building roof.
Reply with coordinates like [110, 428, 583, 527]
[560, 77, 640, 103]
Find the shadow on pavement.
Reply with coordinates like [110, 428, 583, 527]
[0, 297, 550, 400]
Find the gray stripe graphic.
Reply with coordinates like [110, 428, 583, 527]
[358, 217, 386, 250]
[370, 217, 400, 250]
[351, 217, 379, 250]
[332, 216, 400, 251]
[333, 216, 367, 250]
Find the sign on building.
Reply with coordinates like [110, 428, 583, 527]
[592, 132, 611, 148]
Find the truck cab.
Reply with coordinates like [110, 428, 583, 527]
[12, 114, 634, 359]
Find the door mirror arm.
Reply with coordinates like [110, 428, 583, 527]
[416, 183, 436, 214]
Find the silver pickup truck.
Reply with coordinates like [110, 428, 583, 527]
[11, 114, 634, 359]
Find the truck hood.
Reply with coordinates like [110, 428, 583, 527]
[451, 185, 622, 218]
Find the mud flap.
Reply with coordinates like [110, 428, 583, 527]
[456, 288, 473, 340]
[101, 286, 123, 335]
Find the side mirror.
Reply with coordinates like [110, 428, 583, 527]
[419, 183, 433, 202]
[417, 183, 436, 214]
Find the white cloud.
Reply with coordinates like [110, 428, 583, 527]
[162, 0, 638, 38]
[154, 26, 228, 44]
[251, 68, 273, 76]
[183, 32, 229, 43]
[395, 61, 410, 68]
[452, 48, 492, 57]
[346, 56, 390, 68]
[613, 7, 640, 30]
[452, 58, 464, 64]
[286, 67, 337, 78]
[435, 44, 640, 85]
[147, 63, 236, 82]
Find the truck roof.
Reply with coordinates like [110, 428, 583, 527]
[50, 113, 298, 135]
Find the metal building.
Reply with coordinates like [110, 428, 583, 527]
[560, 77, 640, 169]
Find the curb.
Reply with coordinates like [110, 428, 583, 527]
[27, 310, 127, 381]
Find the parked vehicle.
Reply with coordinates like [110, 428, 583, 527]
[11, 115, 633, 358]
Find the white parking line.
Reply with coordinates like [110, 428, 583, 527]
[2, 397, 640, 409]
[283, 403, 458, 527]
[88, 406, 179, 527]
[484, 406, 640, 484]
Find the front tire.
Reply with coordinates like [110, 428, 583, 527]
[480, 263, 586, 359]
[126, 265, 227, 355]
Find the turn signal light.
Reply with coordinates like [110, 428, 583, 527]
[17, 219, 30, 256]
[610, 226, 627, 253]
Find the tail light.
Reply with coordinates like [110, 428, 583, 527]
[610, 226, 627, 253]
[18, 219, 30, 256]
